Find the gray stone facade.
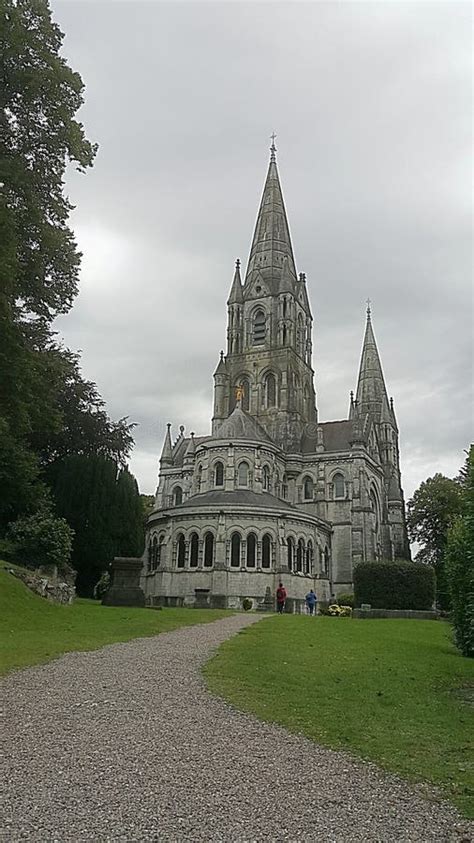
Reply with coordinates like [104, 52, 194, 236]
[142, 144, 410, 610]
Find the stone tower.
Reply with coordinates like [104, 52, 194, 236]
[212, 142, 317, 449]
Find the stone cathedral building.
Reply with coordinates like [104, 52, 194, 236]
[141, 145, 410, 610]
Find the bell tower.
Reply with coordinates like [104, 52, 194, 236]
[212, 142, 318, 449]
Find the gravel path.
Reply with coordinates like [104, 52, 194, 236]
[1, 613, 472, 842]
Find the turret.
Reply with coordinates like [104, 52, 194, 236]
[159, 423, 173, 467]
[212, 350, 229, 434]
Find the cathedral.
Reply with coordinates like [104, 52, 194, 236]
[141, 144, 410, 611]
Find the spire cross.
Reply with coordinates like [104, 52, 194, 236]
[366, 297, 371, 317]
[270, 131, 277, 161]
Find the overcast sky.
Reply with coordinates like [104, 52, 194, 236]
[53, 0, 472, 500]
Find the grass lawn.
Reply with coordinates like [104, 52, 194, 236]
[204, 615, 474, 817]
[0, 565, 232, 676]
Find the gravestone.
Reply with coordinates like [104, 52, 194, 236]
[257, 586, 274, 612]
[102, 557, 145, 607]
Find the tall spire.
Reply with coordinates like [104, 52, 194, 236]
[244, 139, 297, 294]
[355, 305, 391, 421]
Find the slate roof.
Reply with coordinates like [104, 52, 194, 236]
[173, 489, 297, 512]
[215, 406, 273, 443]
[301, 420, 352, 454]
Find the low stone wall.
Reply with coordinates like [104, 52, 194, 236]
[6, 566, 76, 604]
[353, 608, 438, 620]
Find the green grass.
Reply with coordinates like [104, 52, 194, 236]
[0, 565, 232, 675]
[204, 615, 474, 816]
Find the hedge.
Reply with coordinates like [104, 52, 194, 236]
[354, 560, 435, 610]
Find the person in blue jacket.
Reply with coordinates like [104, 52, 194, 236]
[305, 589, 317, 615]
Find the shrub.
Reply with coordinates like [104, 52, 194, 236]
[445, 519, 474, 658]
[328, 604, 352, 617]
[7, 512, 74, 574]
[336, 592, 355, 608]
[354, 560, 435, 610]
[242, 597, 253, 611]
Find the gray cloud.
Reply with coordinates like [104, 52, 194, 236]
[53, 0, 472, 500]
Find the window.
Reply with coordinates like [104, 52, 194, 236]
[231, 532, 241, 567]
[333, 473, 345, 499]
[173, 486, 183, 506]
[297, 539, 304, 573]
[238, 461, 249, 487]
[196, 464, 202, 493]
[246, 533, 257, 567]
[204, 532, 214, 567]
[177, 533, 186, 568]
[262, 465, 271, 492]
[265, 373, 276, 407]
[253, 309, 266, 344]
[214, 461, 224, 487]
[282, 474, 288, 500]
[287, 537, 294, 571]
[303, 476, 313, 500]
[262, 534, 272, 568]
[190, 532, 199, 567]
[324, 547, 330, 575]
[306, 541, 313, 575]
[370, 489, 379, 530]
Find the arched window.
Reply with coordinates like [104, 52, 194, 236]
[230, 532, 241, 567]
[298, 313, 304, 356]
[238, 461, 249, 487]
[287, 536, 294, 571]
[204, 532, 214, 567]
[214, 461, 224, 487]
[370, 489, 379, 530]
[177, 533, 186, 568]
[156, 535, 164, 568]
[306, 540, 313, 575]
[262, 465, 271, 492]
[196, 464, 202, 493]
[173, 486, 183, 506]
[334, 473, 345, 498]
[303, 476, 313, 500]
[282, 474, 288, 500]
[262, 534, 272, 569]
[253, 309, 266, 345]
[240, 378, 250, 412]
[324, 547, 330, 575]
[152, 536, 158, 569]
[246, 533, 256, 568]
[265, 373, 276, 407]
[147, 537, 154, 571]
[189, 532, 199, 567]
[297, 539, 304, 573]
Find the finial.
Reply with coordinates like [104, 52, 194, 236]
[179, 424, 185, 435]
[190, 431, 195, 438]
[220, 349, 224, 361]
[299, 272, 306, 283]
[235, 258, 240, 270]
[366, 298, 371, 319]
[350, 390, 354, 403]
[167, 422, 171, 430]
[270, 131, 277, 162]
[390, 396, 394, 410]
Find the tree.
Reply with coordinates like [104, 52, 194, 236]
[407, 473, 462, 610]
[48, 455, 144, 596]
[445, 448, 474, 657]
[0, 2, 136, 536]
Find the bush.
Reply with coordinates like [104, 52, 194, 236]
[327, 604, 352, 617]
[354, 560, 435, 610]
[445, 519, 474, 658]
[242, 597, 253, 611]
[336, 592, 355, 608]
[7, 512, 74, 574]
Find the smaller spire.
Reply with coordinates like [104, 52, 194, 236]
[160, 423, 173, 465]
[227, 258, 243, 304]
[184, 431, 196, 461]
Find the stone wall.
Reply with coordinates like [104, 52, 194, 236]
[6, 565, 76, 604]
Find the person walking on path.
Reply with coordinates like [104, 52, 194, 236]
[276, 582, 287, 614]
[305, 589, 318, 615]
